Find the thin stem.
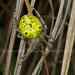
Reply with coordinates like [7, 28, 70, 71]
[4, 26, 16, 75]
[23, 39, 40, 62]
[51, 31, 63, 75]
[44, 60, 49, 75]
[56, 0, 72, 39]
[61, 0, 75, 74]
[48, 0, 54, 34]
[14, 39, 25, 75]
[51, 0, 65, 39]
[24, 0, 33, 15]
[32, 55, 45, 75]
[4, 0, 24, 75]
[31, 0, 36, 8]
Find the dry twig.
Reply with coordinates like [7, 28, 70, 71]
[4, 0, 24, 75]
[14, 39, 26, 75]
[61, 0, 75, 74]
[24, 0, 33, 15]
[56, 0, 72, 39]
[51, 0, 65, 39]
[48, 0, 54, 34]
[51, 32, 63, 75]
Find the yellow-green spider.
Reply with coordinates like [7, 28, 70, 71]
[18, 15, 43, 39]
